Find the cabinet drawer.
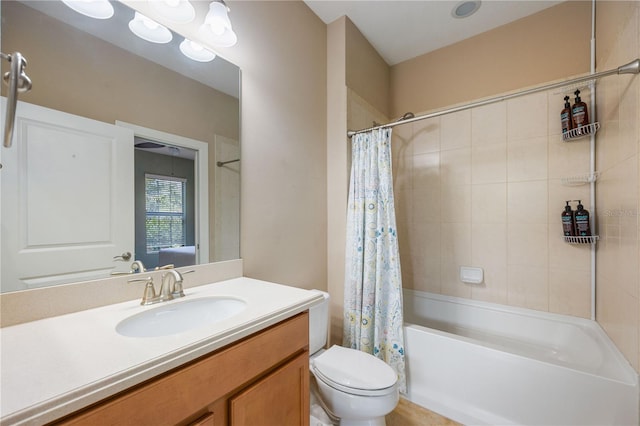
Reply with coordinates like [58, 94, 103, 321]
[56, 312, 309, 426]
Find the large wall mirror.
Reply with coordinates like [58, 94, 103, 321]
[0, 0, 241, 293]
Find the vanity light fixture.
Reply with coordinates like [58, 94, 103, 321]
[148, 0, 196, 25]
[61, 0, 114, 20]
[129, 12, 173, 44]
[179, 39, 216, 62]
[198, 0, 238, 48]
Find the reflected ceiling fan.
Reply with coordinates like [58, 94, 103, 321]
[134, 137, 195, 160]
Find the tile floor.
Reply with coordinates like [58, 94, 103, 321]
[386, 398, 460, 426]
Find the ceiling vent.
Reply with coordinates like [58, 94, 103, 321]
[452, 1, 481, 19]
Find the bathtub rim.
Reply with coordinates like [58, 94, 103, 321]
[403, 322, 639, 426]
[402, 288, 639, 387]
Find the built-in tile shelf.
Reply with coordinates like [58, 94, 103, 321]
[562, 122, 600, 141]
[563, 235, 599, 244]
[561, 171, 600, 186]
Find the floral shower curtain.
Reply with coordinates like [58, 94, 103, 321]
[343, 128, 406, 394]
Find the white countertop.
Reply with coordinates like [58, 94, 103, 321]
[0, 277, 324, 425]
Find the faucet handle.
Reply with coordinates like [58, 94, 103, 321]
[128, 276, 157, 306]
[155, 264, 175, 270]
[170, 270, 194, 298]
[171, 281, 185, 298]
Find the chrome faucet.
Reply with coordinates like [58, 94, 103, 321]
[162, 269, 195, 299]
[128, 270, 194, 306]
[128, 274, 175, 305]
[162, 270, 183, 300]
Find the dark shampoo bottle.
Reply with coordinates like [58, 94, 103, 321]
[572, 90, 590, 135]
[574, 200, 592, 236]
[561, 201, 576, 236]
[561, 96, 573, 134]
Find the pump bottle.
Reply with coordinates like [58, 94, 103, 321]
[574, 200, 591, 236]
[561, 201, 575, 236]
[561, 96, 573, 134]
[571, 90, 590, 135]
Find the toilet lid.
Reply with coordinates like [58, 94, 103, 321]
[312, 345, 397, 392]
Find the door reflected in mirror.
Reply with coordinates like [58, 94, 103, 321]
[0, 0, 240, 293]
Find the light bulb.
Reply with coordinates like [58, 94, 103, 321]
[179, 39, 216, 62]
[209, 21, 226, 36]
[205, 2, 232, 33]
[140, 15, 160, 30]
[129, 12, 172, 44]
[148, 0, 196, 24]
[61, 0, 114, 19]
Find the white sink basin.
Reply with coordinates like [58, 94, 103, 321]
[116, 297, 247, 338]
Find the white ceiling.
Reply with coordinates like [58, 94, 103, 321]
[304, 0, 564, 65]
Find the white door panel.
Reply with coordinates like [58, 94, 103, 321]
[1, 99, 134, 291]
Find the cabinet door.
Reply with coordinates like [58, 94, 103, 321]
[230, 353, 309, 426]
[189, 412, 214, 426]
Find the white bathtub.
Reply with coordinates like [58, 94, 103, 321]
[403, 289, 639, 426]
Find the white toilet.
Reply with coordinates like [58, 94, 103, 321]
[308, 291, 399, 426]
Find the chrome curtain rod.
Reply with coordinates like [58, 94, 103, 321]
[347, 58, 640, 138]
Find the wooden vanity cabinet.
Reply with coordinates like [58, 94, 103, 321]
[229, 352, 308, 425]
[55, 312, 310, 426]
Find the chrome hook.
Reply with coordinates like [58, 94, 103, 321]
[3, 69, 32, 93]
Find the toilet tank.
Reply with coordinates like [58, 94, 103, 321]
[308, 290, 330, 355]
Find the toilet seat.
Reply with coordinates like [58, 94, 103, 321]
[311, 345, 397, 397]
[313, 367, 396, 397]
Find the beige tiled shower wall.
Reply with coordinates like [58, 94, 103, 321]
[595, 1, 640, 371]
[393, 85, 594, 318]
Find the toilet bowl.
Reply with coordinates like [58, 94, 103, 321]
[308, 291, 399, 426]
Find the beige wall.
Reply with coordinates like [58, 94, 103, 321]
[327, 17, 349, 345]
[594, 1, 640, 371]
[390, 1, 592, 116]
[232, 1, 327, 290]
[345, 18, 390, 118]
